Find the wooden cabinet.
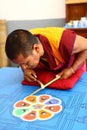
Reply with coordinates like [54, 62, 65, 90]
[65, 0, 87, 38]
[65, 0, 87, 70]
[65, 0, 87, 22]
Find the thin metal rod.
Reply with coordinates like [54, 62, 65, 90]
[30, 87, 42, 95]
[30, 75, 60, 95]
[44, 75, 60, 88]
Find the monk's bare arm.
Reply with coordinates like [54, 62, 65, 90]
[71, 35, 87, 72]
[72, 35, 87, 54]
[58, 35, 87, 79]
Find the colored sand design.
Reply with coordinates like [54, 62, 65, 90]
[12, 94, 63, 121]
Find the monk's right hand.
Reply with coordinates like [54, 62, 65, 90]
[23, 69, 37, 82]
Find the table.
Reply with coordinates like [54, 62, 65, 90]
[0, 67, 87, 130]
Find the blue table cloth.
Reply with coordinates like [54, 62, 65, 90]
[0, 67, 87, 130]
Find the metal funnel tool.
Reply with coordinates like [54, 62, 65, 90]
[30, 75, 60, 95]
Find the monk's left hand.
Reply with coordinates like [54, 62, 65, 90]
[57, 67, 75, 79]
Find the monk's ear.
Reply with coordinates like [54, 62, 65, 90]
[32, 43, 40, 53]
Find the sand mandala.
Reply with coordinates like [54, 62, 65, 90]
[12, 94, 63, 121]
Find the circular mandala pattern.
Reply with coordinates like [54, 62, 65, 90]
[12, 94, 63, 121]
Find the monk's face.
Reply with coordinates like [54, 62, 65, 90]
[12, 43, 44, 69]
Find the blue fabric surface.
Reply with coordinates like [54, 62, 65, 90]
[0, 67, 87, 130]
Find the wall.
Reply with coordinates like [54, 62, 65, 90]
[0, 0, 65, 20]
[0, 0, 65, 34]
[7, 19, 65, 34]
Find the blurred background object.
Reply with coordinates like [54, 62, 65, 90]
[0, 20, 9, 68]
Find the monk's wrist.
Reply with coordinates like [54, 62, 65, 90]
[70, 67, 75, 73]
